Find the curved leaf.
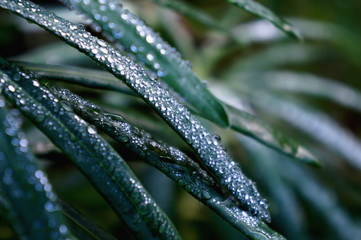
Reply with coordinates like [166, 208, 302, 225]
[0, 0, 270, 221]
[252, 93, 361, 171]
[226, 0, 301, 40]
[0, 58, 180, 240]
[226, 104, 319, 166]
[0, 105, 74, 239]
[281, 160, 361, 240]
[61, 0, 229, 127]
[19, 61, 318, 165]
[47, 82, 284, 240]
[15, 61, 135, 95]
[236, 71, 361, 113]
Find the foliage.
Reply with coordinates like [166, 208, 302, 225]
[0, 0, 361, 239]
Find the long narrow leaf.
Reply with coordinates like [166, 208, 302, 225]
[226, 0, 301, 40]
[18, 61, 319, 166]
[236, 71, 361, 113]
[149, 0, 243, 44]
[0, 0, 270, 220]
[15, 61, 135, 95]
[0, 58, 180, 240]
[61, 0, 229, 128]
[252, 93, 361, 171]
[47, 81, 285, 240]
[281, 160, 361, 240]
[226, 104, 319, 166]
[0, 105, 74, 239]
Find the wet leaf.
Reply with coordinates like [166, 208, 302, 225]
[15, 61, 134, 95]
[0, 0, 270, 221]
[47, 82, 285, 240]
[61, 0, 229, 127]
[0, 105, 74, 239]
[0, 58, 180, 240]
[226, 0, 302, 40]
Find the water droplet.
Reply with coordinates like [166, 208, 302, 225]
[211, 134, 222, 145]
[8, 85, 15, 92]
[87, 125, 97, 134]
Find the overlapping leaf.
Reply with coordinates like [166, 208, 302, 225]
[252, 93, 361, 171]
[61, 0, 229, 128]
[0, 58, 180, 240]
[0, 0, 270, 221]
[47, 80, 285, 240]
[18, 61, 319, 165]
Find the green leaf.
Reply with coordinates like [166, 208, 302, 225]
[236, 71, 361, 113]
[14, 61, 135, 95]
[19, 61, 318, 165]
[47, 82, 285, 240]
[226, 104, 319, 166]
[226, 0, 302, 40]
[281, 160, 361, 240]
[0, 58, 180, 240]
[149, 0, 244, 45]
[0, 0, 270, 221]
[0, 105, 74, 239]
[60, 0, 229, 127]
[252, 93, 361, 171]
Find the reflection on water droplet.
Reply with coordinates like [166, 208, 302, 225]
[8, 85, 15, 92]
[211, 134, 222, 145]
[87, 125, 97, 134]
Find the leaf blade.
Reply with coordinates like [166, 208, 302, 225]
[226, 0, 302, 40]
[0, 58, 180, 240]
[61, 0, 229, 127]
[0, 105, 74, 240]
[0, 0, 270, 220]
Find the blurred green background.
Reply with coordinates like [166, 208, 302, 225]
[1, 0, 361, 239]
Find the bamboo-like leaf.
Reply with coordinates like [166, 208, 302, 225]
[236, 71, 361, 113]
[226, 104, 319, 166]
[61, 0, 229, 127]
[281, 160, 361, 240]
[226, 0, 301, 40]
[0, 58, 180, 239]
[47, 81, 285, 240]
[0, 105, 74, 239]
[15, 61, 135, 95]
[0, 0, 270, 221]
[252, 93, 361, 171]
[148, 0, 243, 44]
[60, 201, 117, 240]
[18, 61, 319, 166]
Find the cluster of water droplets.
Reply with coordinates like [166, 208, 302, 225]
[0, 0, 269, 221]
[0, 56, 180, 239]
[0, 95, 70, 239]
[62, 0, 193, 79]
[49, 84, 218, 201]
[48, 85, 277, 233]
